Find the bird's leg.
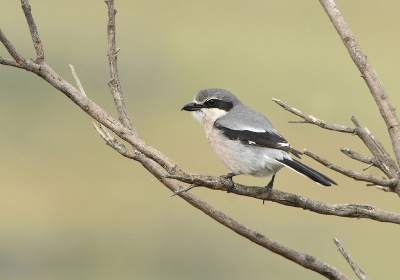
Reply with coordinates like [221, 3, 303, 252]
[220, 172, 237, 192]
[265, 175, 276, 191]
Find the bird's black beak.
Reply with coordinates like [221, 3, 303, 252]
[181, 102, 203, 111]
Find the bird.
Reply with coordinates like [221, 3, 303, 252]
[181, 88, 337, 189]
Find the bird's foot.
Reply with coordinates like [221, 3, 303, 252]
[220, 173, 237, 192]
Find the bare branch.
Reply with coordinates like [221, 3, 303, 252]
[272, 96, 400, 194]
[69, 64, 87, 97]
[365, 127, 399, 172]
[319, 0, 400, 169]
[105, 0, 135, 133]
[350, 117, 399, 188]
[334, 239, 369, 280]
[167, 174, 400, 224]
[304, 149, 398, 188]
[93, 123, 134, 158]
[272, 98, 355, 133]
[273, 97, 399, 182]
[340, 148, 373, 165]
[0, 29, 26, 66]
[0, 56, 24, 69]
[21, 0, 44, 62]
[170, 184, 197, 197]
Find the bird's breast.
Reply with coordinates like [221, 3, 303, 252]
[205, 124, 284, 177]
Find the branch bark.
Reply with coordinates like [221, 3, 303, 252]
[167, 173, 400, 224]
[105, 0, 134, 133]
[21, 0, 44, 62]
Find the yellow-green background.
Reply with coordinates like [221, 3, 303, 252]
[1, 1, 400, 279]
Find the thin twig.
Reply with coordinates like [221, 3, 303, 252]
[69, 64, 86, 97]
[351, 117, 399, 186]
[0, 29, 26, 66]
[362, 163, 374, 171]
[334, 239, 369, 280]
[365, 127, 398, 172]
[105, 0, 135, 133]
[272, 97, 399, 192]
[21, 0, 44, 62]
[304, 150, 398, 188]
[170, 184, 197, 197]
[272, 98, 355, 133]
[0, 56, 24, 69]
[273, 95, 398, 182]
[340, 148, 373, 165]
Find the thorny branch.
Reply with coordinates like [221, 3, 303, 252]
[4, 0, 400, 279]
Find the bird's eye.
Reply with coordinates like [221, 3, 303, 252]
[205, 99, 219, 107]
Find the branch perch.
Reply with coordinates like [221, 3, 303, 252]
[167, 173, 400, 224]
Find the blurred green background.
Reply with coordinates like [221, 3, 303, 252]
[1, 0, 400, 279]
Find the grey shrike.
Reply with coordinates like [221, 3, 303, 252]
[181, 88, 336, 189]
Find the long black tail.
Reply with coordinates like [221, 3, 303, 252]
[277, 158, 337, 186]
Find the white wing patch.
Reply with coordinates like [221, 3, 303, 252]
[277, 142, 290, 147]
[239, 126, 266, 133]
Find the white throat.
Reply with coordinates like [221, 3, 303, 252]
[192, 108, 227, 126]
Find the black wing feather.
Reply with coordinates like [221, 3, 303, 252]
[214, 123, 302, 158]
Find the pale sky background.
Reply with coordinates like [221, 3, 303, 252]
[1, 1, 400, 279]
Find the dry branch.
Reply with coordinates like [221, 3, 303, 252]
[167, 173, 400, 224]
[273, 97, 400, 194]
[69, 64, 87, 97]
[319, 0, 400, 171]
[334, 239, 369, 280]
[273, 98, 355, 133]
[105, 0, 134, 133]
[21, 0, 44, 62]
[304, 150, 398, 188]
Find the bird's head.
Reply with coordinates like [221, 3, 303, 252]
[182, 88, 240, 125]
